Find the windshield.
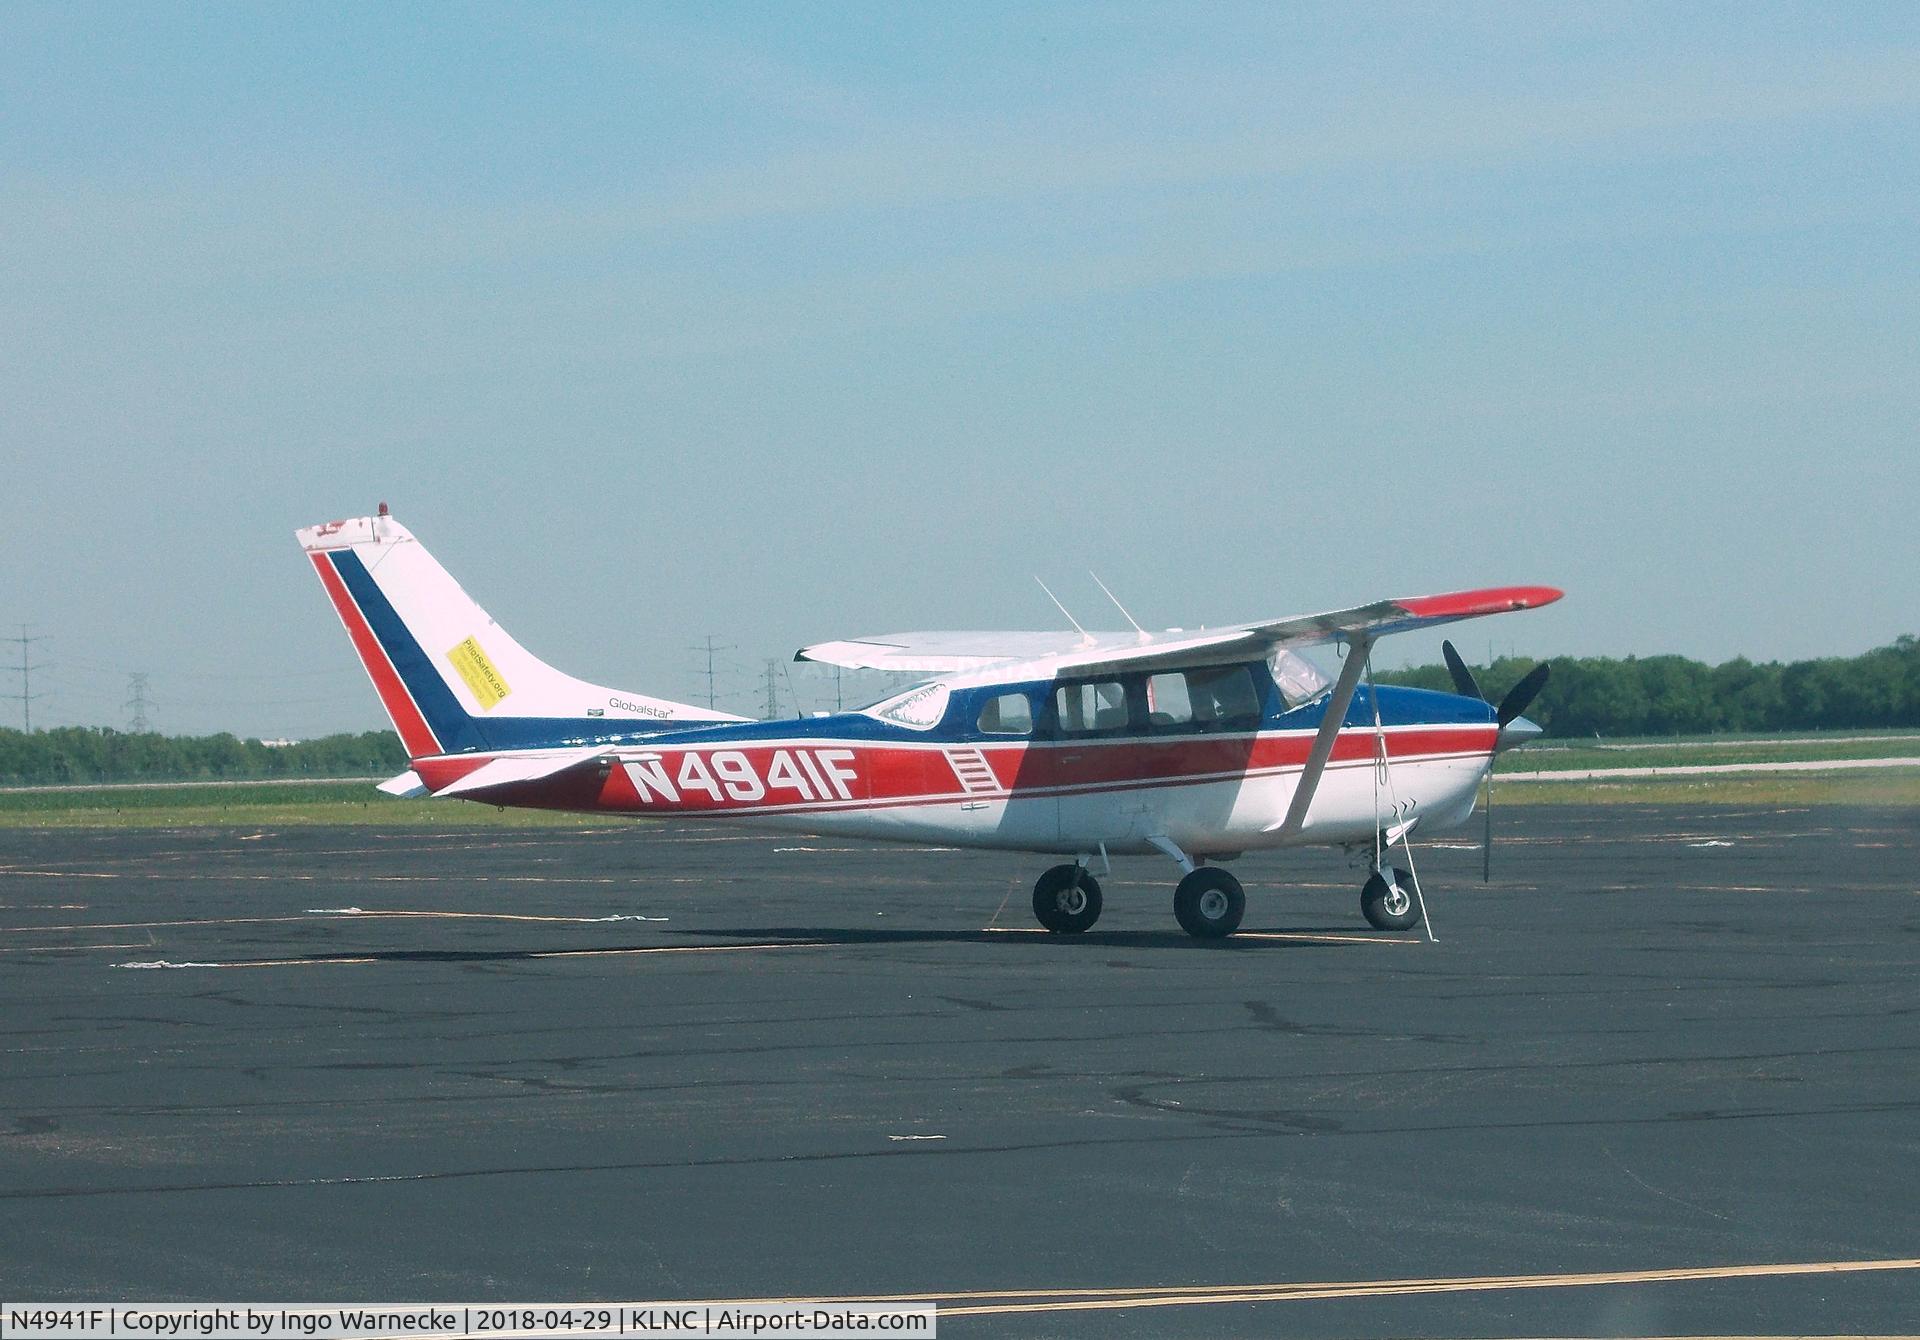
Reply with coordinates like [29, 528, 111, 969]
[863, 682, 951, 730]
[1268, 649, 1332, 709]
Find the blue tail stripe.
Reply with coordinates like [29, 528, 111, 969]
[327, 550, 485, 752]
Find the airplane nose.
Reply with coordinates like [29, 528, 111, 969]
[1495, 714, 1543, 752]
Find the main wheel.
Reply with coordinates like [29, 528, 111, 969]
[1033, 864, 1102, 933]
[1173, 867, 1245, 939]
[1361, 868, 1420, 931]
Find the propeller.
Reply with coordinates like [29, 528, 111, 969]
[1441, 640, 1552, 882]
[1497, 661, 1551, 730]
[1442, 640, 1482, 702]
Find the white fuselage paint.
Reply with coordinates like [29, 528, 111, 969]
[655, 746, 1491, 858]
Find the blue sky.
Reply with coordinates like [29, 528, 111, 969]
[3, 3, 1916, 735]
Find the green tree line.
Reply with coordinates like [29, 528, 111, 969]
[1376, 635, 1920, 738]
[0, 728, 406, 786]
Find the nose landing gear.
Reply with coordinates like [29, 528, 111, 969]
[1361, 865, 1421, 931]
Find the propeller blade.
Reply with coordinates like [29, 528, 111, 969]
[1496, 661, 1551, 729]
[1441, 639, 1483, 701]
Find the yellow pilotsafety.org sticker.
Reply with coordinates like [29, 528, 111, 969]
[446, 635, 511, 710]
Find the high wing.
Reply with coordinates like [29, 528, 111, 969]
[792, 631, 1110, 674]
[796, 586, 1563, 679]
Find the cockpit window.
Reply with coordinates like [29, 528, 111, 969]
[1145, 672, 1194, 728]
[1188, 665, 1261, 730]
[977, 692, 1034, 735]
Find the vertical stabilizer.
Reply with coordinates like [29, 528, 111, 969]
[297, 509, 744, 757]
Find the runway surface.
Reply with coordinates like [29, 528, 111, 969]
[3, 805, 1917, 1336]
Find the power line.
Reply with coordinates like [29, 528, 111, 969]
[762, 659, 782, 720]
[689, 635, 735, 710]
[2, 625, 50, 732]
[125, 673, 153, 733]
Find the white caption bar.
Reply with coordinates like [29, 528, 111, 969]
[0, 1307, 935, 1340]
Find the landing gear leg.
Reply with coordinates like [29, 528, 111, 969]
[1033, 863, 1102, 934]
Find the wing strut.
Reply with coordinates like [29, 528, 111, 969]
[1273, 634, 1372, 838]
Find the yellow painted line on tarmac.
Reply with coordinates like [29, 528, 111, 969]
[10, 914, 346, 932]
[981, 926, 1413, 946]
[6, 910, 668, 933]
[0, 869, 630, 885]
[529, 941, 834, 960]
[116, 941, 835, 970]
[170, 957, 381, 969]
[1237, 930, 1420, 946]
[307, 909, 669, 924]
[683, 1255, 1920, 1317]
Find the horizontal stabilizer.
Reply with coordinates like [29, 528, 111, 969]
[377, 770, 428, 799]
[432, 747, 606, 798]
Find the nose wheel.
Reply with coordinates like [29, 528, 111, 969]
[1361, 866, 1422, 931]
[1033, 864, 1103, 933]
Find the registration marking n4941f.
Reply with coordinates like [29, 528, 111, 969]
[622, 749, 857, 804]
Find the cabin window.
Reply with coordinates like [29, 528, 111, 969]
[1145, 672, 1195, 728]
[1188, 665, 1261, 729]
[1055, 680, 1129, 734]
[977, 692, 1034, 735]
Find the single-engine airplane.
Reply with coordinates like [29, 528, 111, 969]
[300, 507, 1559, 939]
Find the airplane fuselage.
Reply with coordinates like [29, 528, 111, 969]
[410, 678, 1496, 858]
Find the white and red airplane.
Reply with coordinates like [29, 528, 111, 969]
[299, 508, 1558, 939]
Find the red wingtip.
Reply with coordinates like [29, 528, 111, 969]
[1397, 586, 1564, 619]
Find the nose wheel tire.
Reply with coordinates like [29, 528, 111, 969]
[1173, 868, 1245, 939]
[1362, 868, 1421, 931]
[1033, 864, 1103, 933]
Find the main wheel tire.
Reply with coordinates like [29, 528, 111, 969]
[1033, 864, 1103, 933]
[1173, 867, 1245, 939]
[1361, 868, 1420, 931]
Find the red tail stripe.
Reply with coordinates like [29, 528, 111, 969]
[308, 551, 441, 759]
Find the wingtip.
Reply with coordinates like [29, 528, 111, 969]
[1398, 585, 1565, 619]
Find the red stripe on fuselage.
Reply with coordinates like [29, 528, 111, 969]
[984, 728, 1493, 792]
[507, 727, 1498, 816]
[308, 551, 441, 759]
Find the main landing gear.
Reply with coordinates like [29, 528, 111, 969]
[1032, 864, 1103, 934]
[1029, 839, 1247, 939]
[1173, 867, 1244, 938]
